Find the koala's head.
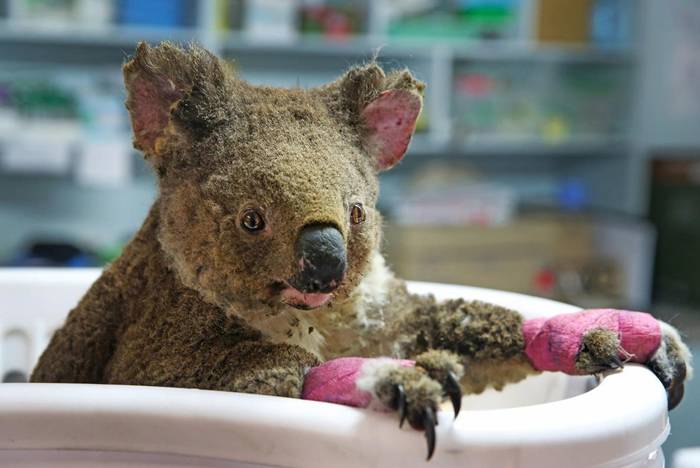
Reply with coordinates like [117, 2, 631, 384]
[123, 42, 423, 314]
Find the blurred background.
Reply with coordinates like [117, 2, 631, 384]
[0, 0, 698, 461]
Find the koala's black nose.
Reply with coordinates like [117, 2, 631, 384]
[291, 224, 347, 294]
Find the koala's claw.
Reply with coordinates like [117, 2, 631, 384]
[369, 351, 464, 460]
[413, 349, 465, 420]
[647, 355, 688, 410]
[390, 372, 458, 459]
[668, 369, 685, 410]
[609, 355, 625, 370]
[394, 384, 407, 428]
[384, 377, 440, 459]
[648, 359, 686, 410]
[645, 323, 692, 410]
[423, 406, 437, 461]
[589, 354, 625, 374]
[444, 371, 462, 418]
[388, 380, 439, 459]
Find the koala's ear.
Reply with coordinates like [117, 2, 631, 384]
[361, 88, 422, 171]
[323, 63, 424, 171]
[123, 42, 229, 160]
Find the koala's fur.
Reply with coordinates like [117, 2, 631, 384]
[30, 43, 544, 396]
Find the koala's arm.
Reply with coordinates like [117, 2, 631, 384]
[187, 342, 320, 397]
[104, 333, 319, 397]
[382, 291, 690, 404]
[31, 269, 126, 383]
[385, 296, 537, 394]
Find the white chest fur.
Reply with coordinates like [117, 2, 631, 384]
[228, 252, 395, 360]
[257, 310, 327, 357]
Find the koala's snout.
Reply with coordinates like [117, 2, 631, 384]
[291, 224, 347, 294]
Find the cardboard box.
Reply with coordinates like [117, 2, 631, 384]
[535, 0, 592, 44]
[384, 216, 594, 296]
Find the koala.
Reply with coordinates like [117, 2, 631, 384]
[32, 42, 691, 460]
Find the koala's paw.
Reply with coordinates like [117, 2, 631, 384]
[525, 309, 693, 410]
[357, 350, 464, 460]
[574, 328, 627, 374]
[573, 323, 692, 410]
[646, 322, 692, 410]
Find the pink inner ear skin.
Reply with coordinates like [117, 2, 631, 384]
[361, 89, 421, 171]
[129, 75, 182, 154]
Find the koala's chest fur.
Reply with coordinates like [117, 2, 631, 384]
[225, 252, 402, 359]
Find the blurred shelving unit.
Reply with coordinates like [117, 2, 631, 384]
[0, 25, 636, 151]
[0, 0, 641, 259]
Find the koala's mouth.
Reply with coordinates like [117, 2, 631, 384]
[269, 281, 333, 310]
[280, 287, 333, 310]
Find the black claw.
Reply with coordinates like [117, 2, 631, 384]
[668, 382, 685, 410]
[675, 362, 687, 383]
[591, 356, 625, 374]
[395, 385, 407, 428]
[445, 371, 462, 419]
[646, 359, 672, 388]
[609, 355, 624, 369]
[424, 406, 437, 461]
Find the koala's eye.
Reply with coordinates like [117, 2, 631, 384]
[241, 209, 265, 233]
[350, 203, 366, 225]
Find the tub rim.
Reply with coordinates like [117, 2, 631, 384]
[0, 268, 670, 467]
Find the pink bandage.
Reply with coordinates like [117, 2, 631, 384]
[523, 309, 662, 375]
[302, 357, 414, 408]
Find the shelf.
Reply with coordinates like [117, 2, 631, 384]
[222, 33, 421, 59]
[407, 135, 627, 158]
[219, 33, 635, 65]
[0, 22, 635, 66]
[0, 21, 200, 47]
[450, 42, 634, 65]
[0, 21, 201, 65]
[0, 130, 625, 174]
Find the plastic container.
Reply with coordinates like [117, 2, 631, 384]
[0, 268, 669, 467]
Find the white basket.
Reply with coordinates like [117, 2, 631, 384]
[0, 269, 669, 468]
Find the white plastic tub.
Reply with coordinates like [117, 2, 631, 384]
[0, 268, 669, 467]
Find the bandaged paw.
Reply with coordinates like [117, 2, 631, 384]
[523, 308, 691, 409]
[301, 357, 414, 408]
[522, 309, 661, 375]
[302, 352, 464, 460]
